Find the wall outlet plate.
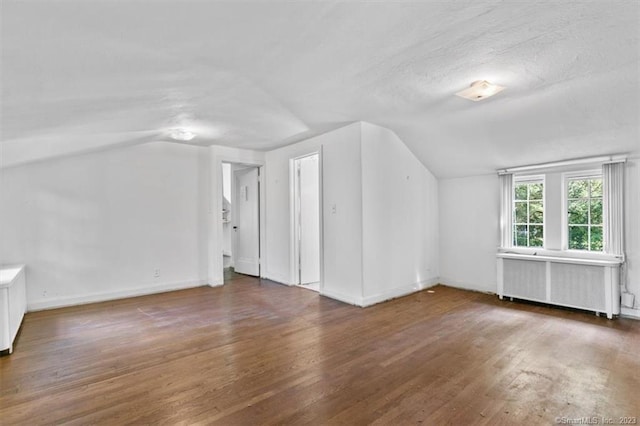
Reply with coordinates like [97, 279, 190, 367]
[621, 292, 635, 308]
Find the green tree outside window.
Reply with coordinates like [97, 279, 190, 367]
[513, 181, 544, 247]
[567, 178, 603, 251]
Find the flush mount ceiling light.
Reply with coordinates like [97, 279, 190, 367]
[169, 128, 196, 141]
[456, 80, 505, 101]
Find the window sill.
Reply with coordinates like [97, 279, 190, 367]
[497, 248, 623, 266]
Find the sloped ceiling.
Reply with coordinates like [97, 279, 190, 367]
[1, 1, 638, 177]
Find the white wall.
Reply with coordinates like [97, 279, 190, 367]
[264, 123, 363, 304]
[0, 142, 210, 310]
[321, 126, 364, 304]
[265, 122, 440, 307]
[438, 174, 501, 293]
[360, 122, 439, 305]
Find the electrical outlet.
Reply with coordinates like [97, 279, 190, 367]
[154, 269, 160, 278]
[331, 204, 337, 214]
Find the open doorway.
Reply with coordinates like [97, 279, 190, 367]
[293, 153, 321, 292]
[222, 163, 233, 271]
[222, 162, 261, 282]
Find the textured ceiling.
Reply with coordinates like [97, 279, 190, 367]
[1, 1, 639, 177]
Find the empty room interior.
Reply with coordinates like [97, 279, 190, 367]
[1, 1, 639, 424]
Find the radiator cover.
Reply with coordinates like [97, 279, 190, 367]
[497, 253, 621, 319]
[1, 264, 27, 354]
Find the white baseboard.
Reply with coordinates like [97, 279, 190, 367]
[438, 276, 497, 294]
[262, 271, 291, 286]
[321, 278, 440, 308]
[621, 306, 640, 320]
[320, 288, 363, 307]
[209, 276, 224, 286]
[27, 279, 208, 312]
[361, 277, 439, 307]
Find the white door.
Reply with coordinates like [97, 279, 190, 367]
[297, 154, 320, 284]
[233, 167, 260, 276]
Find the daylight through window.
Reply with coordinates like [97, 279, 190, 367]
[567, 177, 603, 251]
[513, 180, 544, 247]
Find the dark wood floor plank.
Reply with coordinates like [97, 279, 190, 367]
[1, 275, 639, 425]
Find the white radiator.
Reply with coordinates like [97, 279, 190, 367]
[1, 264, 27, 354]
[497, 253, 621, 319]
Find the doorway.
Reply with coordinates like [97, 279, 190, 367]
[222, 162, 261, 281]
[293, 153, 320, 291]
[222, 163, 233, 271]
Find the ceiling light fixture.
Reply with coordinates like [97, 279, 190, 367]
[456, 80, 505, 101]
[169, 128, 196, 141]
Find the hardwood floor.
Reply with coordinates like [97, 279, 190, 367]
[1, 274, 639, 425]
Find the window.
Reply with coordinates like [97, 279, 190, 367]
[566, 176, 603, 251]
[513, 179, 544, 247]
[499, 156, 625, 257]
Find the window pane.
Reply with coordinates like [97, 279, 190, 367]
[529, 183, 543, 200]
[590, 226, 603, 251]
[590, 179, 603, 197]
[515, 184, 528, 200]
[529, 201, 543, 223]
[515, 202, 528, 223]
[530, 225, 543, 247]
[512, 180, 544, 248]
[566, 177, 603, 251]
[590, 199, 603, 225]
[568, 200, 588, 224]
[568, 180, 588, 199]
[515, 225, 528, 246]
[568, 226, 588, 250]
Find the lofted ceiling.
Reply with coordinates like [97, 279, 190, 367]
[1, 1, 638, 177]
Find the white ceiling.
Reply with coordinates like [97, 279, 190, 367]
[2, 1, 639, 177]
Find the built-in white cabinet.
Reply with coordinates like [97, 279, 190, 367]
[0, 264, 27, 354]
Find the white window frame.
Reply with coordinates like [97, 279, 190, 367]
[513, 174, 545, 249]
[562, 169, 603, 252]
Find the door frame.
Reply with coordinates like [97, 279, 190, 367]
[289, 149, 324, 292]
[214, 156, 266, 285]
